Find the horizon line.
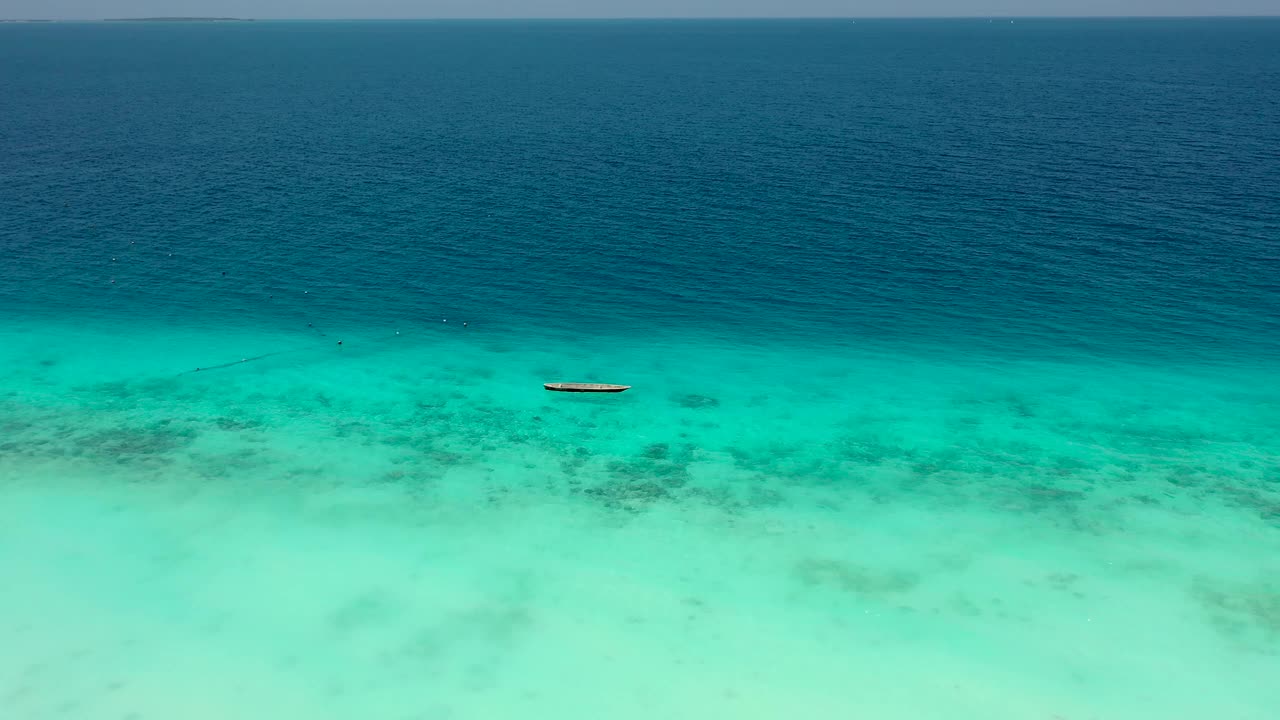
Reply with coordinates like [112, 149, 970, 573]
[5, 14, 1280, 22]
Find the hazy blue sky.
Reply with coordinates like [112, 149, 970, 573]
[2, 0, 1278, 19]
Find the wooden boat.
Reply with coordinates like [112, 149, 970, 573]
[544, 382, 631, 393]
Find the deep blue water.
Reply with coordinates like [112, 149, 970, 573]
[3, 19, 1278, 362]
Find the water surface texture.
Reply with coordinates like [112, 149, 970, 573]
[2, 19, 1280, 719]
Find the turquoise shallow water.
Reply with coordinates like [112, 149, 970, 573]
[3, 317, 1279, 718]
[3, 18, 1280, 719]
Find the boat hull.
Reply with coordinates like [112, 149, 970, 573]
[544, 382, 631, 393]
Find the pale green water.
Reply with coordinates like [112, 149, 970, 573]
[2, 319, 1279, 718]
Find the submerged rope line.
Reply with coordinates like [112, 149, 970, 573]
[176, 330, 412, 376]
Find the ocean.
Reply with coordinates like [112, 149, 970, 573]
[1, 18, 1278, 719]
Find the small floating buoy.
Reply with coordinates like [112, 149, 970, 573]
[463, 322, 468, 328]
[337, 340, 343, 346]
[112, 257, 117, 262]
[442, 318, 447, 322]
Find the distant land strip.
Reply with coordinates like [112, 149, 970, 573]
[104, 17, 253, 22]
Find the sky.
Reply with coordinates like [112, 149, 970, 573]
[2, 0, 1278, 19]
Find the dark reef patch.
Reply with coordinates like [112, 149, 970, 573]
[794, 558, 920, 599]
[605, 458, 689, 489]
[642, 443, 670, 460]
[832, 433, 914, 465]
[583, 478, 670, 510]
[1217, 485, 1280, 525]
[1193, 579, 1280, 653]
[74, 423, 197, 461]
[672, 394, 720, 410]
[212, 416, 264, 432]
